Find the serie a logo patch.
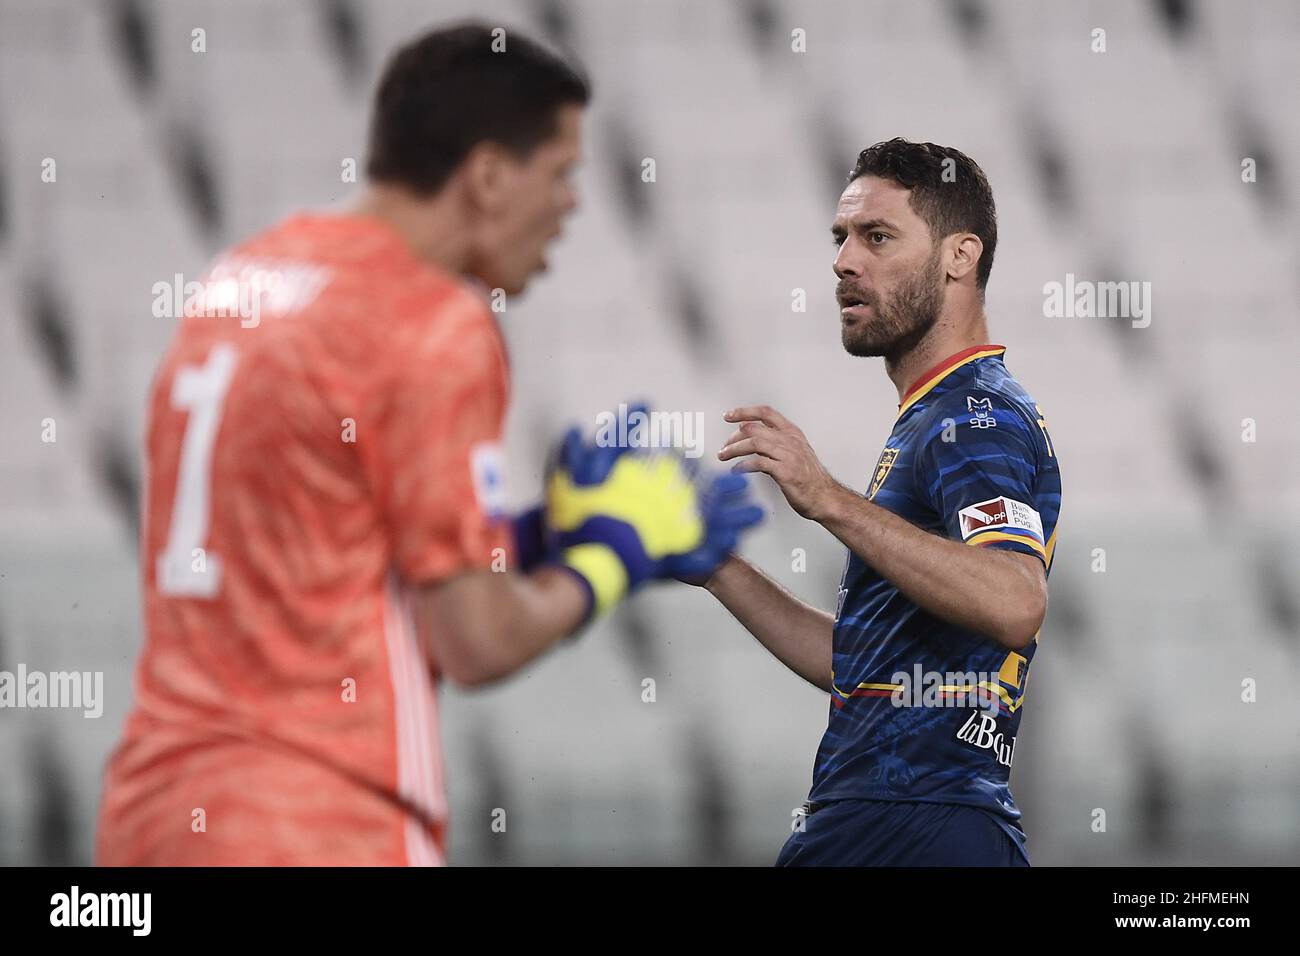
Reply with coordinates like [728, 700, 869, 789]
[469, 441, 508, 518]
[868, 448, 900, 500]
[958, 495, 1043, 542]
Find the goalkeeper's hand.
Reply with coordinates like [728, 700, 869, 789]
[661, 471, 765, 586]
[545, 410, 763, 621]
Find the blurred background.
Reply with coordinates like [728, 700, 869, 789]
[0, 0, 1297, 866]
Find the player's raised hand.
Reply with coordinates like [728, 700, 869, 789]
[719, 405, 841, 521]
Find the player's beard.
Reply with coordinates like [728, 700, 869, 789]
[840, 244, 945, 361]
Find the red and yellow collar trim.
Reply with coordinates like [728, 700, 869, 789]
[896, 344, 1006, 418]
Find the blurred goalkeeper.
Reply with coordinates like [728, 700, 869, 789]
[97, 23, 761, 866]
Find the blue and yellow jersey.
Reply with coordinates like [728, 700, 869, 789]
[808, 344, 1061, 828]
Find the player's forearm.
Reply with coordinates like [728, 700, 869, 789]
[419, 566, 590, 688]
[479, 565, 594, 683]
[705, 556, 834, 692]
[815, 484, 1046, 650]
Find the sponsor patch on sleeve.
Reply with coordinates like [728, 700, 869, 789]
[469, 441, 508, 518]
[958, 495, 1043, 543]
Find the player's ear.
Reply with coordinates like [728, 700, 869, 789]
[460, 141, 512, 215]
[947, 233, 983, 284]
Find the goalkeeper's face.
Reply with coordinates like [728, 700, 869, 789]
[831, 175, 946, 360]
[469, 104, 584, 296]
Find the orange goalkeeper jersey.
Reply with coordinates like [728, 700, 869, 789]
[97, 212, 512, 866]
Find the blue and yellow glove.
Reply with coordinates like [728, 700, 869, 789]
[545, 408, 764, 621]
[662, 471, 765, 584]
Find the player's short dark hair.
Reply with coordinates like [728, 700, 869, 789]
[366, 22, 590, 196]
[849, 138, 998, 294]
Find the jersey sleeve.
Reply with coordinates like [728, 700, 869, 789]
[363, 293, 513, 585]
[914, 389, 1049, 566]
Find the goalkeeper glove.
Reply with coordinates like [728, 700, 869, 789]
[510, 505, 548, 573]
[662, 471, 764, 585]
[545, 408, 763, 621]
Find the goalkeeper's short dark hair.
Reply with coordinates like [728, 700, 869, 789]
[850, 139, 998, 294]
[366, 22, 590, 196]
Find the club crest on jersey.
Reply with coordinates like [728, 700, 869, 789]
[958, 495, 1044, 543]
[967, 396, 997, 429]
[868, 448, 900, 500]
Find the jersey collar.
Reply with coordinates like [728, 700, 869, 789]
[896, 344, 1006, 419]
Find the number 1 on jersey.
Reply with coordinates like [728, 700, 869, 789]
[156, 343, 238, 598]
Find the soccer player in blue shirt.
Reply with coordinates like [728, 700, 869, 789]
[706, 139, 1061, 866]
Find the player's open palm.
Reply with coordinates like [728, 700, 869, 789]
[719, 405, 840, 521]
